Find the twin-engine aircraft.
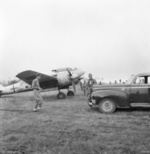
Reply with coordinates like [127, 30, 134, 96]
[0, 68, 85, 99]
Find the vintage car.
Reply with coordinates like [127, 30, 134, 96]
[89, 73, 150, 113]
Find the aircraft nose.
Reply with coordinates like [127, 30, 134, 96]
[77, 69, 85, 76]
[70, 69, 85, 79]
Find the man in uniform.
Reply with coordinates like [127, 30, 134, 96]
[87, 73, 97, 107]
[82, 79, 88, 96]
[32, 73, 43, 111]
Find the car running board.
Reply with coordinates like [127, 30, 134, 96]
[130, 103, 150, 107]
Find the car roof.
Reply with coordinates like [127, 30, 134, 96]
[136, 73, 150, 76]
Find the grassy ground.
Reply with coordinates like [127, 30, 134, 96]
[0, 87, 150, 154]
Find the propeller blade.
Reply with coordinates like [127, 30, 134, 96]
[72, 81, 76, 93]
[67, 68, 77, 93]
[67, 68, 72, 77]
[79, 81, 83, 91]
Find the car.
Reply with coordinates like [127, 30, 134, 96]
[89, 73, 150, 113]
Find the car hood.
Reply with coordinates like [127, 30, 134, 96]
[92, 84, 130, 92]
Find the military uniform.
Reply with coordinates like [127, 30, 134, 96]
[32, 78, 43, 110]
[87, 78, 97, 102]
[83, 80, 88, 96]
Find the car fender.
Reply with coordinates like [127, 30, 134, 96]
[92, 90, 130, 107]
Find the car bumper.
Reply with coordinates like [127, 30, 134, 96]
[88, 99, 96, 107]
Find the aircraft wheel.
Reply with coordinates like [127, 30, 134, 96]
[57, 92, 66, 99]
[99, 98, 116, 113]
[67, 91, 74, 96]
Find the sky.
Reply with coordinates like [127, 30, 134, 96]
[0, 0, 150, 82]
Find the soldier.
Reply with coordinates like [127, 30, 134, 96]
[82, 79, 88, 96]
[87, 73, 97, 107]
[32, 73, 43, 111]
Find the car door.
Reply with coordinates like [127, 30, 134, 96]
[130, 76, 150, 103]
[147, 76, 150, 103]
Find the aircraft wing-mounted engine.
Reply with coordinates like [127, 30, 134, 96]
[56, 71, 71, 86]
[52, 68, 80, 93]
[52, 68, 73, 86]
[51, 68, 76, 99]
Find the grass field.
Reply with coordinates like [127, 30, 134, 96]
[0, 87, 150, 154]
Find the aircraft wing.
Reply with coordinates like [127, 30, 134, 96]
[16, 70, 58, 89]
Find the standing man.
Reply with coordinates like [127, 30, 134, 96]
[32, 73, 43, 111]
[87, 73, 97, 107]
[82, 79, 88, 96]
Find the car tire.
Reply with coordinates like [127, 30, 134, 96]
[99, 98, 116, 113]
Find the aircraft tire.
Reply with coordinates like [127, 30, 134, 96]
[67, 91, 74, 96]
[57, 92, 66, 99]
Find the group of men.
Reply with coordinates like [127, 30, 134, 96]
[32, 73, 97, 111]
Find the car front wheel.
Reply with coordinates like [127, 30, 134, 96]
[99, 98, 116, 113]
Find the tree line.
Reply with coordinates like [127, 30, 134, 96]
[0, 79, 19, 86]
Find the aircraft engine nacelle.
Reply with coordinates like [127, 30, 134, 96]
[57, 72, 71, 86]
[70, 74, 78, 80]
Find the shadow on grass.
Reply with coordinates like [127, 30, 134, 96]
[117, 107, 150, 112]
[0, 108, 34, 114]
[43, 94, 82, 102]
[1, 95, 22, 98]
[89, 106, 150, 113]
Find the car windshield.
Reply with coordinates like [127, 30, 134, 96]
[126, 74, 136, 84]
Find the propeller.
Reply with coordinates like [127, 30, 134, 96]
[79, 81, 83, 91]
[67, 68, 72, 77]
[72, 80, 76, 93]
[67, 68, 76, 93]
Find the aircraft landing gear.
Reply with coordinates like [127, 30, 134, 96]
[57, 91, 66, 99]
[67, 90, 74, 96]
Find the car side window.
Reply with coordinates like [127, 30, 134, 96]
[133, 77, 145, 84]
[148, 76, 150, 84]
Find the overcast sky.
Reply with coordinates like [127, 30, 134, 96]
[0, 0, 150, 82]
